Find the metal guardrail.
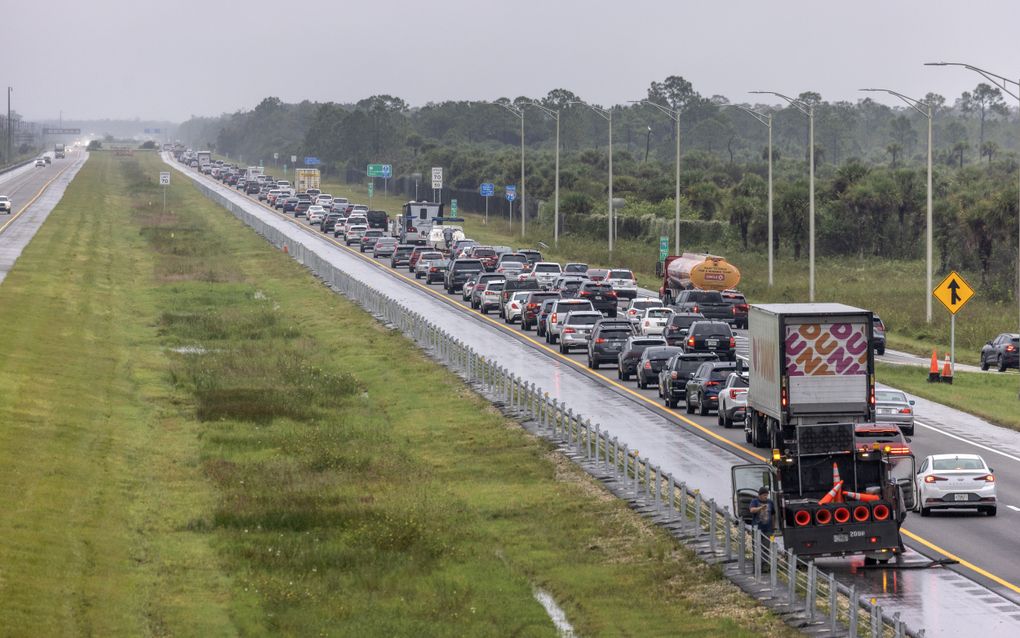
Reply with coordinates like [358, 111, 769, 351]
[193, 176, 925, 638]
[0, 157, 37, 177]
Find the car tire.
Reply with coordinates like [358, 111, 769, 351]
[685, 395, 694, 414]
[877, 346, 885, 356]
[903, 426, 914, 436]
[665, 396, 676, 409]
[559, 342, 567, 354]
[981, 355, 989, 371]
[983, 506, 997, 517]
[620, 369, 629, 381]
[998, 356, 1007, 372]
[591, 357, 600, 369]
[720, 411, 730, 428]
[920, 507, 931, 517]
[549, 334, 558, 344]
[698, 396, 709, 416]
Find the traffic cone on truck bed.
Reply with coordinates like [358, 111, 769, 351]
[928, 350, 941, 383]
[942, 354, 954, 384]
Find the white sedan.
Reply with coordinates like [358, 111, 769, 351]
[503, 291, 532, 324]
[307, 205, 326, 224]
[638, 307, 675, 336]
[916, 453, 997, 517]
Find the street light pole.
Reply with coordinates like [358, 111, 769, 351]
[861, 88, 935, 323]
[6, 87, 11, 167]
[523, 102, 561, 246]
[926, 62, 1020, 398]
[569, 101, 614, 251]
[752, 91, 816, 300]
[632, 100, 682, 254]
[721, 104, 774, 286]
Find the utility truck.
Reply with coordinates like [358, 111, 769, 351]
[658, 252, 740, 305]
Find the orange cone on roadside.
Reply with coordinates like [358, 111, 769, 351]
[928, 350, 941, 383]
[843, 490, 881, 502]
[832, 462, 842, 486]
[819, 481, 844, 505]
[942, 355, 954, 385]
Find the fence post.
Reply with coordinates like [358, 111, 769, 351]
[753, 529, 762, 582]
[694, 490, 703, 534]
[738, 522, 746, 573]
[666, 474, 675, 520]
[806, 560, 816, 622]
[871, 602, 880, 638]
[708, 499, 717, 555]
[679, 482, 688, 520]
[848, 585, 858, 637]
[787, 549, 797, 604]
[828, 572, 838, 632]
[723, 507, 732, 561]
[768, 535, 777, 594]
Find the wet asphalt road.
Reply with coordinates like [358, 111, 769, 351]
[168, 155, 1020, 635]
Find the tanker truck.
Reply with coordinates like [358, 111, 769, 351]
[657, 252, 741, 305]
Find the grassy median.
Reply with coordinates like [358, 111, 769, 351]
[0, 151, 795, 636]
[877, 363, 1020, 431]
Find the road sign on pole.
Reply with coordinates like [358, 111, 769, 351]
[480, 183, 495, 197]
[304, 157, 321, 166]
[933, 271, 974, 315]
[273, 152, 279, 160]
[505, 185, 516, 202]
[451, 199, 458, 216]
[367, 164, 392, 178]
[659, 236, 669, 261]
[431, 167, 443, 189]
[159, 172, 170, 186]
[290, 155, 297, 164]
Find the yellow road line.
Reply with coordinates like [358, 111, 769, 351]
[179, 158, 1020, 596]
[0, 156, 79, 235]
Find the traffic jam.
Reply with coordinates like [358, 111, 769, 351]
[178, 151, 1006, 566]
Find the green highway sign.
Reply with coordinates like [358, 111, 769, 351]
[367, 163, 392, 178]
[451, 199, 458, 215]
[659, 236, 669, 261]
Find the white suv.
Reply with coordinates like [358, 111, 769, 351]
[606, 269, 638, 299]
[528, 262, 563, 289]
[0, 195, 11, 214]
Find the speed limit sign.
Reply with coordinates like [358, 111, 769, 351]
[159, 171, 170, 185]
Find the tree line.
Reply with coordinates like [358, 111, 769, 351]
[176, 77, 1020, 301]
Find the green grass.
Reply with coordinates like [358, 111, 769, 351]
[0, 151, 798, 635]
[877, 363, 1020, 431]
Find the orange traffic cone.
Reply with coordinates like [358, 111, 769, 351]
[819, 481, 843, 505]
[928, 350, 941, 383]
[832, 462, 842, 486]
[843, 490, 881, 502]
[942, 355, 954, 385]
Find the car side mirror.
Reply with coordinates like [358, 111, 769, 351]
[909, 400, 915, 405]
[905, 437, 912, 443]
[990, 468, 994, 473]
[688, 372, 696, 379]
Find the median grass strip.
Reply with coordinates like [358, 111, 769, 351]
[0, 150, 796, 636]
[877, 363, 1020, 431]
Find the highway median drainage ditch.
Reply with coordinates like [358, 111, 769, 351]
[0, 151, 799, 635]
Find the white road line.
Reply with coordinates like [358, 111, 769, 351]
[915, 419, 1020, 464]
[1008, 505, 1020, 512]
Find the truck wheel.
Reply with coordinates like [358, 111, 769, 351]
[982, 506, 997, 517]
[620, 369, 629, 381]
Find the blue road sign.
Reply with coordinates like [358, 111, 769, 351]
[505, 185, 516, 202]
[480, 182, 495, 197]
[304, 156, 321, 166]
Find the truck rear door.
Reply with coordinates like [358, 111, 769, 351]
[731, 463, 775, 521]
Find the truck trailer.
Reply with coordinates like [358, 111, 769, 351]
[54, 143, 65, 159]
[295, 168, 320, 194]
[745, 303, 875, 450]
[658, 252, 740, 304]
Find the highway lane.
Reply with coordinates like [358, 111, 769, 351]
[0, 150, 88, 285]
[169, 154, 1020, 634]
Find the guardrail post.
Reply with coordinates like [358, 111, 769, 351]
[806, 560, 816, 622]
[848, 585, 858, 637]
[787, 549, 796, 603]
[723, 507, 733, 561]
[768, 535, 777, 594]
[708, 499, 717, 554]
[694, 490, 703, 533]
[753, 529, 762, 582]
[737, 522, 746, 573]
[679, 482, 687, 520]
[587, 422, 595, 460]
[828, 572, 838, 632]
[894, 612, 904, 638]
[871, 602, 880, 638]
[666, 474, 675, 520]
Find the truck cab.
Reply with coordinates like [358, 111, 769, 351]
[732, 422, 916, 563]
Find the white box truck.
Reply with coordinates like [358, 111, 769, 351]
[745, 303, 875, 450]
[295, 168, 320, 194]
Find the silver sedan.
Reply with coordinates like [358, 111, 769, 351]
[875, 389, 915, 435]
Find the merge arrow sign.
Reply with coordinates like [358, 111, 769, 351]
[933, 271, 974, 314]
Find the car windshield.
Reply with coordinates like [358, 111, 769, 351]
[474, 248, 496, 257]
[676, 359, 707, 374]
[632, 300, 661, 310]
[565, 264, 587, 272]
[875, 390, 907, 402]
[485, 282, 505, 291]
[669, 315, 701, 327]
[687, 291, 723, 303]
[693, 323, 732, 337]
[856, 429, 902, 441]
[562, 281, 584, 290]
[457, 261, 483, 271]
[932, 457, 986, 471]
[728, 375, 749, 388]
[609, 270, 634, 279]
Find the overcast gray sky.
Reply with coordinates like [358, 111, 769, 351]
[8, 0, 1020, 122]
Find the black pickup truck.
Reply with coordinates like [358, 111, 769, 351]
[499, 280, 541, 317]
[671, 290, 733, 323]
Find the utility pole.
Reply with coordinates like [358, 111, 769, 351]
[632, 100, 682, 255]
[6, 87, 11, 166]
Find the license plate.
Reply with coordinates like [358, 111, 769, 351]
[879, 408, 895, 415]
[833, 533, 849, 543]
[954, 493, 970, 501]
[706, 339, 718, 347]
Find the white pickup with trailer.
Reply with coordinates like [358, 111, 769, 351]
[745, 303, 876, 450]
[399, 201, 446, 245]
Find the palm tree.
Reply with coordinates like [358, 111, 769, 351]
[886, 143, 903, 167]
[980, 140, 999, 164]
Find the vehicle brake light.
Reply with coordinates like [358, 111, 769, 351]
[595, 338, 606, 344]
[687, 336, 695, 347]
[729, 389, 739, 399]
[563, 328, 576, 334]
[781, 386, 788, 408]
[692, 305, 699, 313]
[729, 336, 736, 348]
[924, 475, 947, 483]
[887, 446, 911, 456]
[1007, 345, 1017, 352]
[976, 474, 996, 482]
[670, 371, 678, 379]
[643, 361, 652, 369]
[429, 267, 437, 272]
[899, 407, 912, 414]
[551, 313, 558, 324]
[527, 303, 538, 309]
[606, 291, 617, 298]
[705, 381, 719, 387]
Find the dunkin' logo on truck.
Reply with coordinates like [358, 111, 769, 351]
[785, 322, 868, 376]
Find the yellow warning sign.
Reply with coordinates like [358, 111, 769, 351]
[933, 271, 975, 314]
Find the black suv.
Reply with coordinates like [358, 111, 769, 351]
[577, 282, 619, 317]
[685, 361, 738, 415]
[499, 280, 541, 318]
[536, 298, 559, 338]
[980, 332, 1019, 371]
[586, 319, 635, 369]
[444, 259, 484, 293]
[682, 320, 736, 361]
[617, 336, 667, 380]
[636, 346, 684, 389]
[663, 312, 705, 346]
[720, 290, 749, 329]
[390, 244, 415, 268]
[658, 352, 719, 408]
[672, 290, 733, 322]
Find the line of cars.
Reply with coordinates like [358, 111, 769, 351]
[197, 163, 1002, 519]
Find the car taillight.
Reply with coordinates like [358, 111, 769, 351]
[899, 407, 912, 414]
[628, 310, 637, 316]
[643, 361, 652, 369]
[606, 291, 617, 298]
[729, 389, 739, 399]
[527, 303, 538, 309]
[670, 371, 678, 379]
[781, 386, 788, 408]
[705, 381, 719, 387]
[551, 313, 557, 323]
[595, 338, 606, 344]
[888, 446, 911, 456]
[579, 291, 591, 296]
[430, 267, 437, 272]
[729, 336, 735, 348]
[563, 328, 576, 334]
[687, 336, 695, 347]
[1007, 345, 1017, 352]
[976, 474, 996, 482]
[692, 305, 699, 313]
[408, 226, 416, 232]
[924, 475, 947, 483]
